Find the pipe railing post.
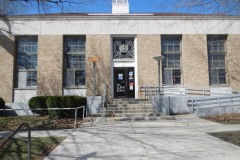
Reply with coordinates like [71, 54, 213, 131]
[74, 108, 78, 130]
[102, 82, 107, 117]
[83, 106, 85, 119]
[192, 100, 194, 113]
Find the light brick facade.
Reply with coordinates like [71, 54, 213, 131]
[137, 35, 161, 98]
[37, 35, 63, 96]
[182, 35, 209, 89]
[86, 34, 111, 96]
[0, 14, 240, 102]
[0, 35, 15, 102]
[227, 35, 240, 91]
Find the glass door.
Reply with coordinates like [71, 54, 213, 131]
[114, 67, 135, 98]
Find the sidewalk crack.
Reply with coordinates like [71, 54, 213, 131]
[129, 121, 151, 160]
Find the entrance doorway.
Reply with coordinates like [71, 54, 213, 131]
[114, 67, 135, 98]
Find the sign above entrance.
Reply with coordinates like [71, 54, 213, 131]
[113, 38, 134, 59]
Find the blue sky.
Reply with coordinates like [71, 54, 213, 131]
[25, 0, 208, 14]
[73, 0, 192, 13]
[19, 0, 240, 15]
[79, 0, 238, 15]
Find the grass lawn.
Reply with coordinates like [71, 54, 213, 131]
[210, 131, 240, 147]
[202, 114, 240, 124]
[0, 116, 84, 132]
[203, 114, 240, 147]
[0, 137, 65, 160]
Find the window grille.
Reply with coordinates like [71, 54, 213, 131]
[161, 36, 182, 85]
[16, 37, 38, 88]
[64, 37, 86, 87]
[208, 35, 226, 85]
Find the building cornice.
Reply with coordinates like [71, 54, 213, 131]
[5, 13, 240, 21]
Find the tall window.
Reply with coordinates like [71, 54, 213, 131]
[16, 36, 38, 88]
[161, 36, 181, 85]
[64, 36, 86, 87]
[208, 35, 227, 85]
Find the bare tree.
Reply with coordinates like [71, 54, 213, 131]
[0, 0, 95, 34]
[0, 0, 95, 15]
[176, 0, 240, 15]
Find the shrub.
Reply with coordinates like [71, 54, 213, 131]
[28, 96, 49, 116]
[0, 97, 5, 109]
[46, 96, 86, 119]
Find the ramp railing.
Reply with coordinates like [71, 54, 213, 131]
[140, 85, 213, 99]
[102, 83, 114, 117]
[188, 95, 240, 114]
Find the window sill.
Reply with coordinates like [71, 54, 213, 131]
[210, 85, 230, 87]
[64, 87, 86, 89]
[162, 84, 183, 87]
[14, 88, 36, 90]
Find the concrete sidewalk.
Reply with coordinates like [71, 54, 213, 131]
[44, 114, 240, 160]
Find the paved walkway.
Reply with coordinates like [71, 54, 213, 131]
[43, 114, 240, 160]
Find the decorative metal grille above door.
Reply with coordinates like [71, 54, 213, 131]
[113, 38, 134, 59]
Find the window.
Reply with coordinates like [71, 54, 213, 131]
[64, 36, 86, 87]
[16, 36, 38, 88]
[113, 38, 134, 59]
[208, 35, 227, 85]
[161, 36, 182, 85]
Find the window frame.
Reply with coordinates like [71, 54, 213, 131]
[64, 36, 86, 88]
[161, 35, 182, 86]
[207, 35, 227, 86]
[15, 36, 38, 89]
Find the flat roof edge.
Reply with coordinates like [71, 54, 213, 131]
[3, 13, 240, 20]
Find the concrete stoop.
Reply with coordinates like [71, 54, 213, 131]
[99, 99, 171, 122]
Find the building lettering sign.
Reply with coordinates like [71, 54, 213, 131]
[113, 39, 134, 59]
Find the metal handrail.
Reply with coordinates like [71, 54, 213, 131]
[102, 83, 114, 117]
[188, 94, 240, 112]
[146, 84, 161, 116]
[0, 106, 85, 130]
[140, 84, 214, 98]
[0, 123, 31, 160]
[102, 82, 107, 117]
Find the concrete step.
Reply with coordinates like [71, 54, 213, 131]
[102, 109, 154, 113]
[108, 104, 152, 107]
[103, 99, 155, 120]
[111, 102, 151, 105]
[102, 110, 154, 114]
[112, 99, 149, 102]
[93, 115, 176, 122]
[113, 113, 155, 117]
[104, 106, 153, 110]
[110, 99, 151, 105]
